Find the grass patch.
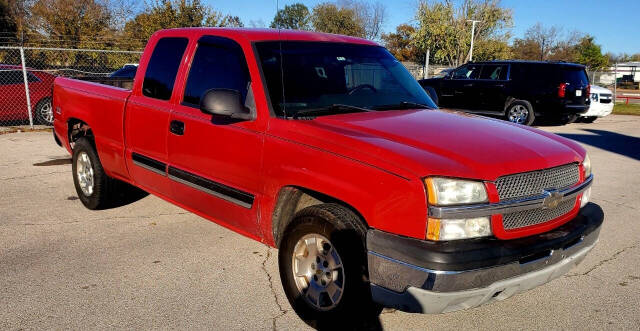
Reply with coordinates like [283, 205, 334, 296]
[613, 103, 640, 115]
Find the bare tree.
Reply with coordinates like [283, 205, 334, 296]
[338, 0, 387, 40]
[514, 23, 560, 61]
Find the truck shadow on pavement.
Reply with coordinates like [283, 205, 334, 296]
[558, 129, 640, 161]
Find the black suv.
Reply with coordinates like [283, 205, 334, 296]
[418, 61, 591, 125]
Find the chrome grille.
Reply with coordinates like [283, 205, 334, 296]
[495, 163, 580, 201]
[502, 198, 577, 230]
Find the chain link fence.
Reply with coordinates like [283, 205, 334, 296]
[402, 62, 454, 80]
[0, 46, 142, 127]
[589, 63, 640, 104]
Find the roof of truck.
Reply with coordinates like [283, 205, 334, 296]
[153, 27, 379, 46]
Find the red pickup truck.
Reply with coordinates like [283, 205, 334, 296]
[52, 28, 602, 324]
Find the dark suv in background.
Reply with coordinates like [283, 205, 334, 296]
[419, 61, 591, 125]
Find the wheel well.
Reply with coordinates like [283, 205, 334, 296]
[67, 118, 93, 149]
[271, 186, 367, 248]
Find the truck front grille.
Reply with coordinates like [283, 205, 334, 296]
[495, 163, 580, 201]
[495, 163, 581, 230]
[502, 198, 577, 230]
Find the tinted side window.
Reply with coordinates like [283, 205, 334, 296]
[183, 37, 250, 106]
[0, 70, 26, 85]
[27, 72, 40, 83]
[479, 64, 507, 80]
[142, 37, 189, 100]
[452, 64, 481, 79]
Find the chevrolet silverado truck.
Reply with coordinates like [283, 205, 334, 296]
[52, 28, 603, 324]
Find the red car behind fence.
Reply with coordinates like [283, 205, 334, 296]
[0, 64, 55, 125]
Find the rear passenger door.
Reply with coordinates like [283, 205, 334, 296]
[167, 36, 262, 236]
[125, 37, 189, 196]
[476, 64, 509, 112]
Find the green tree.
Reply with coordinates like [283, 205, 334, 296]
[270, 3, 310, 30]
[574, 35, 608, 70]
[381, 24, 422, 62]
[413, 0, 513, 66]
[311, 3, 364, 37]
[124, 0, 243, 49]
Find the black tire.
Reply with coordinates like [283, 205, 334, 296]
[504, 100, 535, 126]
[581, 116, 597, 123]
[34, 97, 53, 125]
[71, 137, 116, 209]
[558, 114, 579, 125]
[423, 86, 439, 106]
[278, 203, 381, 328]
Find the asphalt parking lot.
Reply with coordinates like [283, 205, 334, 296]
[1, 115, 639, 330]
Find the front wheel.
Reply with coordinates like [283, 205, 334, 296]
[505, 100, 535, 126]
[278, 204, 380, 327]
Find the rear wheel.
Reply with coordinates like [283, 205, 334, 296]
[34, 97, 53, 125]
[505, 100, 535, 126]
[72, 137, 115, 209]
[278, 203, 380, 328]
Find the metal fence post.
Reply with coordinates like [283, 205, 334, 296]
[19, 47, 34, 128]
[614, 63, 617, 104]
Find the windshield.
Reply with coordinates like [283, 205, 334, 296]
[255, 41, 436, 117]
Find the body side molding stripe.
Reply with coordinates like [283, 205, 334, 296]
[167, 166, 254, 209]
[131, 152, 167, 176]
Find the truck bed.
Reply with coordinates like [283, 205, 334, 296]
[53, 76, 132, 180]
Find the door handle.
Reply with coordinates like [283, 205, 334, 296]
[463, 83, 473, 87]
[495, 84, 505, 88]
[170, 120, 185, 135]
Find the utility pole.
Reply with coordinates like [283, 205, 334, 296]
[424, 49, 430, 79]
[467, 20, 481, 62]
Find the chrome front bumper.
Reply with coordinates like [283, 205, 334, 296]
[367, 203, 604, 314]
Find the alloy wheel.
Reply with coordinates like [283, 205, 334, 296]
[291, 233, 345, 311]
[76, 151, 94, 196]
[508, 104, 529, 124]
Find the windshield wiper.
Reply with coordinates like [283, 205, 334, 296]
[371, 101, 434, 111]
[292, 104, 374, 119]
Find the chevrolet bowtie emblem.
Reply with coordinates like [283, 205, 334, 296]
[542, 190, 563, 209]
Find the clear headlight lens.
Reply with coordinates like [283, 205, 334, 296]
[583, 154, 592, 178]
[427, 217, 492, 241]
[425, 177, 491, 240]
[425, 177, 488, 205]
[580, 187, 591, 208]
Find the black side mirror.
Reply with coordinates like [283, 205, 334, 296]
[199, 89, 253, 121]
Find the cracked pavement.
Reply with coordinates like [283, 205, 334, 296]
[1, 115, 640, 330]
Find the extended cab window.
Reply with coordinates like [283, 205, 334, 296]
[183, 36, 251, 107]
[479, 65, 508, 80]
[142, 37, 188, 100]
[452, 64, 481, 80]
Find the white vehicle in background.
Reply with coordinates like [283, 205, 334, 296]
[580, 85, 613, 123]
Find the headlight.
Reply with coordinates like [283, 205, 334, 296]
[425, 177, 488, 205]
[583, 154, 591, 178]
[427, 217, 492, 240]
[425, 177, 491, 240]
[591, 93, 598, 101]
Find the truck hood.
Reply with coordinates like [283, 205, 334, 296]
[277, 109, 585, 181]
